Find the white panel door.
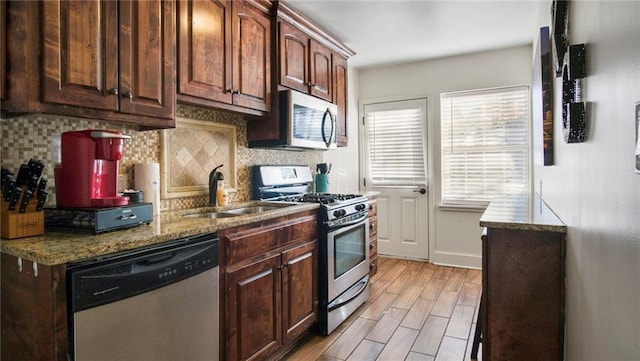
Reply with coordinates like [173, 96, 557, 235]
[375, 187, 428, 259]
[362, 98, 429, 260]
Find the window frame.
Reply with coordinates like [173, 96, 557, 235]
[362, 97, 429, 188]
[439, 85, 531, 209]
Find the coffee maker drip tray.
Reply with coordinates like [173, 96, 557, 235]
[45, 203, 153, 234]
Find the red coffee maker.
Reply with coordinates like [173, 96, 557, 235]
[55, 130, 131, 208]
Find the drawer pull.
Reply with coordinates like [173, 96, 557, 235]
[118, 214, 137, 221]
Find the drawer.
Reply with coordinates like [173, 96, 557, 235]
[223, 226, 280, 265]
[367, 200, 377, 217]
[369, 216, 378, 239]
[280, 215, 317, 246]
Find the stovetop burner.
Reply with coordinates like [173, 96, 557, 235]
[281, 193, 364, 205]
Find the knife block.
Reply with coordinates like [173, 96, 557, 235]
[1, 200, 44, 239]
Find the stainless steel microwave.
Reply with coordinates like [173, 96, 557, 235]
[250, 90, 338, 151]
[283, 89, 337, 150]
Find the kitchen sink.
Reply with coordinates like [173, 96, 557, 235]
[182, 212, 240, 219]
[222, 205, 282, 215]
[182, 204, 289, 219]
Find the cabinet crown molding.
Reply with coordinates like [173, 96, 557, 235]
[276, 0, 356, 59]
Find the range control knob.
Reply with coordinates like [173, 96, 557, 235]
[333, 209, 346, 218]
[355, 204, 367, 211]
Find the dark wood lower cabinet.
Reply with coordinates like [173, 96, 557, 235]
[226, 254, 282, 361]
[481, 227, 566, 361]
[367, 198, 378, 276]
[1, 254, 68, 361]
[220, 210, 318, 361]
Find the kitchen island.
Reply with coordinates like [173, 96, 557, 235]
[478, 193, 566, 361]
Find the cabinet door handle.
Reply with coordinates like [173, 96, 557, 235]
[109, 88, 119, 95]
[122, 91, 134, 99]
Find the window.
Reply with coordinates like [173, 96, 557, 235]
[364, 98, 427, 186]
[440, 86, 530, 206]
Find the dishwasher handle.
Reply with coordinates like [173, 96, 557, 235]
[130, 243, 211, 275]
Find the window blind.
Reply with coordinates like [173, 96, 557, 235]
[365, 99, 427, 185]
[440, 86, 530, 205]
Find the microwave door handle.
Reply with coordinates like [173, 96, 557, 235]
[330, 111, 336, 145]
[322, 108, 334, 148]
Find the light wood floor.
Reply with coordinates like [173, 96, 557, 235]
[285, 257, 482, 361]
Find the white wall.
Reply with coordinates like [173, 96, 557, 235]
[356, 45, 533, 268]
[323, 66, 361, 193]
[533, 1, 640, 360]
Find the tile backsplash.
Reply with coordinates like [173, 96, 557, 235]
[0, 105, 322, 212]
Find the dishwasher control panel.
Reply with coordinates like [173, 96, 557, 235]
[68, 234, 219, 312]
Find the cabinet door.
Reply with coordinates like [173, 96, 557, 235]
[279, 21, 309, 94]
[119, 0, 175, 119]
[231, 0, 271, 112]
[226, 255, 281, 361]
[309, 39, 332, 102]
[281, 240, 318, 343]
[41, 0, 119, 111]
[333, 53, 348, 147]
[177, 0, 232, 105]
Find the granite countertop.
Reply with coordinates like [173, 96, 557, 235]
[479, 193, 566, 233]
[0, 201, 319, 266]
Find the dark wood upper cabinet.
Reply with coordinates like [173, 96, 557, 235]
[177, 0, 271, 114]
[177, 0, 233, 105]
[41, 1, 120, 112]
[248, 2, 354, 147]
[308, 40, 332, 102]
[333, 53, 348, 147]
[118, 0, 175, 119]
[41, 0, 174, 119]
[279, 21, 309, 94]
[231, 0, 271, 112]
[279, 21, 332, 102]
[4, 0, 176, 129]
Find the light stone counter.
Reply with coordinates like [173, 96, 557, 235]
[0, 201, 319, 265]
[479, 193, 566, 233]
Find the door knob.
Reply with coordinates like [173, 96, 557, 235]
[413, 188, 426, 194]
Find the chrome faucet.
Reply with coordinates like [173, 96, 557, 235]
[209, 164, 224, 206]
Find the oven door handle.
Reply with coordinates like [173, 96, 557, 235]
[327, 275, 369, 312]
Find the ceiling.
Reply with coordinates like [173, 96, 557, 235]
[283, 0, 543, 68]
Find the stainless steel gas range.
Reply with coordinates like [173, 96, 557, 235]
[253, 165, 370, 335]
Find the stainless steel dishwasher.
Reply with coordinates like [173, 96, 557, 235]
[67, 233, 219, 361]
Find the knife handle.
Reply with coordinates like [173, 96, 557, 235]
[36, 177, 48, 197]
[4, 178, 15, 202]
[36, 190, 48, 211]
[15, 164, 29, 187]
[8, 187, 22, 211]
[19, 190, 33, 213]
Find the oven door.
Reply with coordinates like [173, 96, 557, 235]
[327, 216, 370, 302]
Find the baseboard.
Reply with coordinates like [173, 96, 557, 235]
[430, 251, 482, 269]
